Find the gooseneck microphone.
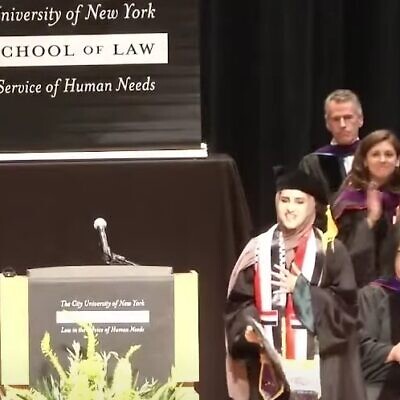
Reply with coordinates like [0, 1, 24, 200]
[93, 217, 139, 266]
[93, 217, 112, 261]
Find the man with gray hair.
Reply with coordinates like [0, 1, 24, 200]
[299, 89, 364, 203]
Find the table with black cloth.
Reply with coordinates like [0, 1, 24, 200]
[0, 154, 252, 400]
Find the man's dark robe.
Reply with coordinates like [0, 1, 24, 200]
[299, 142, 359, 205]
[359, 283, 400, 400]
[299, 154, 345, 204]
[225, 238, 366, 400]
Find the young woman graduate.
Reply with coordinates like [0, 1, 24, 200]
[333, 129, 400, 287]
[225, 169, 366, 400]
[359, 224, 400, 400]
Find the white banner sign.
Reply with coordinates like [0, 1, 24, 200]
[0, 33, 168, 67]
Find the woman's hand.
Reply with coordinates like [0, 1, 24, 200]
[271, 262, 301, 294]
[386, 342, 400, 363]
[366, 182, 382, 228]
[394, 205, 400, 225]
[244, 325, 261, 344]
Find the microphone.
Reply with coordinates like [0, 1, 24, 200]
[93, 217, 112, 261]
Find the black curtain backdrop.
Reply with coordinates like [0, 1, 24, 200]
[202, 0, 400, 235]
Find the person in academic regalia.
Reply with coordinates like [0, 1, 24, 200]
[359, 225, 400, 400]
[225, 169, 366, 400]
[299, 89, 364, 205]
[332, 129, 400, 288]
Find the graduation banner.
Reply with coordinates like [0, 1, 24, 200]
[0, 0, 201, 152]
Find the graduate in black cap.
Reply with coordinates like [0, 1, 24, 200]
[225, 169, 366, 400]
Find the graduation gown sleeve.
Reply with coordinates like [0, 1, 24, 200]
[225, 267, 272, 400]
[336, 210, 377, 287]
[225, 266, 261, 360]
[358, 285, 400, 383]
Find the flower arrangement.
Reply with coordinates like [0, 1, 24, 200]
[4, 323, 178, 400]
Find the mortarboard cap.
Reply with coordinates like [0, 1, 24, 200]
[275, 168, 327, 205]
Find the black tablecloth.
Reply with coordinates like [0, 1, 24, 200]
[0, 153, 252, 399]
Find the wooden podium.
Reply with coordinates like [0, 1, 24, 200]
[0, 266, 199, 399]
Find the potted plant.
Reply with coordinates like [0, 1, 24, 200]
[4, 323, 178, 400]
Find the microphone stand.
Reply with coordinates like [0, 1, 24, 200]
[107, 251, 139, 266]
[94, 217, 139, 266]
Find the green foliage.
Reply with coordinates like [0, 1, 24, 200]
[4, 323, 178, 400]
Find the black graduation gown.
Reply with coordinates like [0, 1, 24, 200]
[336, 210, 395, 287]
[299, 153, 346, 204]
[225, 239, 366, 400]
[359, 285, 400, 400]
[299, 154, 345, 230]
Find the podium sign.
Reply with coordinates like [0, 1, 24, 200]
[0, 268, 198, 399]
[28, 266, 174, 386]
